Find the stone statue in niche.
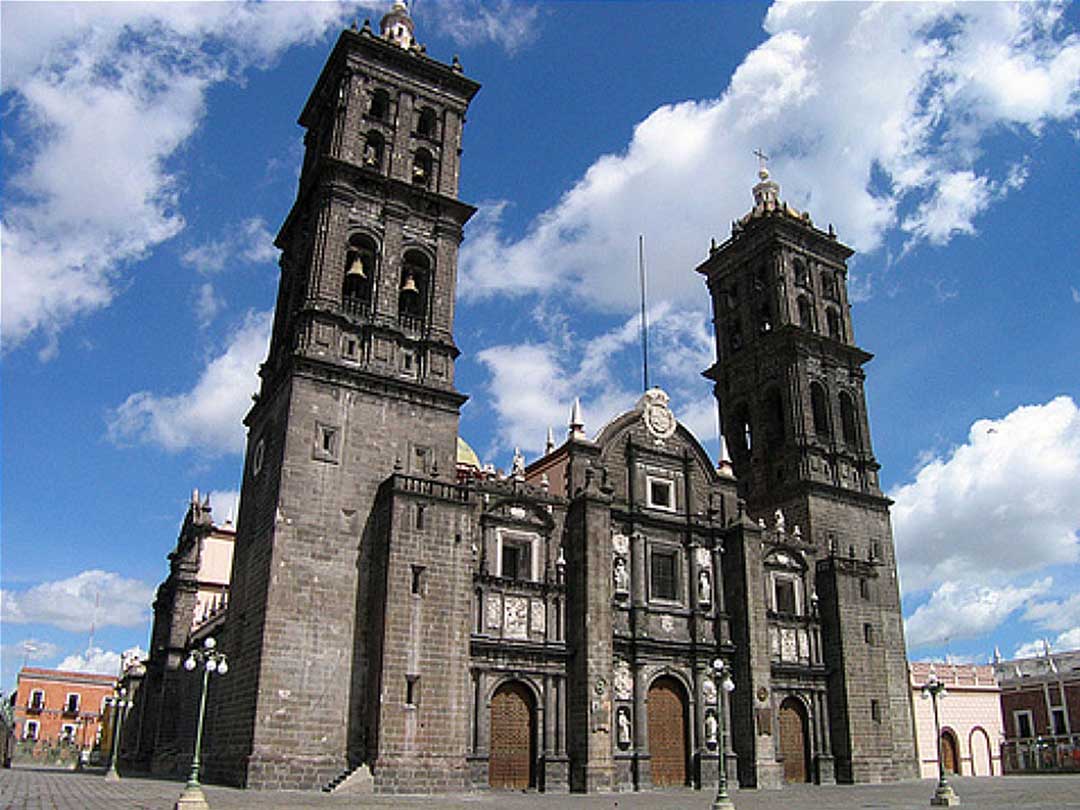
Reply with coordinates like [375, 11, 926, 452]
[705, 710, 719, 746]
[702, 676, 717, 705]
[617, 708, 632, 747]
[613, 556, 630, 594]
[774, 508, 786, 534]
[613, 660, 632, 701]
[611, 532, 630, 556]
[698, 567, 712, 605]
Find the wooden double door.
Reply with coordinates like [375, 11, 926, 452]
[778, 697, 810, 783]
[489, 681, 536, 789]
[648, 677, 689, 787]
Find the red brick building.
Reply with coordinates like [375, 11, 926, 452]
[13, 668, 116, 752]
[995, 647, 1080, 772]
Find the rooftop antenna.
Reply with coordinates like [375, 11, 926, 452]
[638, 234, 650, 392]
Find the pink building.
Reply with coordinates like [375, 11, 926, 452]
[909, 662, 1002, 778]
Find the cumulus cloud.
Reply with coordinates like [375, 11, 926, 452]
[181, 217, 278, 275]
[108, 310, 271, 456]
[475, 303, 716, 458]
[905, 578, 1051, 649]
[422, 0, 540, 53]
[57, 647, 124, 677]
[0, 571, 153, 633]
[891, 396, 1080, 593]
[206, 489, 241, 526]
[459, 2, 1080, 312]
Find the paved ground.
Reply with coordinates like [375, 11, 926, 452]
[2, 767, 1080, 810]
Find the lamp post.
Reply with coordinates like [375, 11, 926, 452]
[711, 657, 737, 810]
[174, 637, 228, 810]
[104, 688, 130, 781]
[921, 671, 959, 806]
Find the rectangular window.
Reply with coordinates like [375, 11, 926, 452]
[863, 623, 874, 645]
[871, 699, 881, 723]
[650, 549, 678, 601]
[24, 720, 39, 740]
[647, 477, 675, 511]
[405, 675, 419, 707]
[29, 689, 44, 710]
[60, 724, 76, 742]
[313, 422, 341, 462]
[1052, 708, 1067, 736]
[411, 565, 425, 596]
[1015, 710, 1034, 739]
[415, 503, 426, 530]
[859, 578, 870, 600]
[65, 693, 80, 713]
[774, 578, 797, 614]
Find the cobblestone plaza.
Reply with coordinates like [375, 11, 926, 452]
[3, 769, 1080, 810]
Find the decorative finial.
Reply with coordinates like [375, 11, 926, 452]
[753, 148, 769, 180]
[381, 0, 416, 50]
[452, 55, 463, 72]
[569, 397, 585, 439]
[545, 426, 555, 455]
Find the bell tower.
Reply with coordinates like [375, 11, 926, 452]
[211, 4, 480, 790]
[697, 163, 917, 783]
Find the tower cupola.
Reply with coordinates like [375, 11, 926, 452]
[381, 0, 416, 50]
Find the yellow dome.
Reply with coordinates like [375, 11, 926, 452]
[456, 436, 481, 469]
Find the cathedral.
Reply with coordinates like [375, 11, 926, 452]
[128, 2, 917, 794]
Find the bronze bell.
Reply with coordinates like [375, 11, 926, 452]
[346, 254, 367, 279]
[401, 272, 419, 295]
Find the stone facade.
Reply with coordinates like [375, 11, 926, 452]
[132, 2, 916, 793]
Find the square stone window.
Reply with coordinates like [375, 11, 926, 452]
[646, 475, 676, 512]
[496, 530, 539, 582]
[313, 422, 341, 463]
[650, 548, 679, 601]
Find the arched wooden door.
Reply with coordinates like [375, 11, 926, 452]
[778, 697, 810, 783]
[489, 681, 535, 789]
[647, 676, 688, 787]
[940, 730, 960, 775]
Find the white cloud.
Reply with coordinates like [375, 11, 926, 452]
[0, 570, 153, 633]
[422, 0, 540, 54]
[905, 578, 1050, 649]
[194, 282, 225, 329]
[207, 489, 241, 526]
[1071, 286, 1080, 304]
[475, 303, 716, 458]
[891, 396, 1080, 593]
[57, 647, 123, 677]
[1024, 590, 1080, 633]
[459, 2, 1080, 312]
[181, 217, 278, 275]
[108, 310, 271, 456]
[1013, 627, 1080, 659]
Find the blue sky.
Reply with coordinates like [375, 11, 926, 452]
[2, 1, 1079, 691]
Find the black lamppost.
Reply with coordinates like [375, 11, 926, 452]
[922, 671, 959, 806]
[174, 637, 228, 810]
[711, 657, 737, 810]
[104, 687, 130, 781]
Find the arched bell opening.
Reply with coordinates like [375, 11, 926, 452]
[398, 250, 430, 328]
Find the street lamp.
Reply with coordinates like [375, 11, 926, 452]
[104, 688, 131, 781]
[921, 671, 959, 806]
[711, 657, 737, 810]
[174, 636, 228, 810]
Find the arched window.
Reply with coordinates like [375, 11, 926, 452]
[730, 404, 752, 457]
[797, 296, 815, 331]
[362, 131, 385, 170]
[821, 270, 837, 301]
[826, 307, 844, 341]
[765, 388, 784, 449]
[343, 235, 376, 314]
[810, 382, 831, 437]
[399, 249, 430, 325]
[412, 148, 433, 187]
[369, 88, 390, 120]
[793, 256, 809, 287]
[839, 392, 858, 446]
[417, 106, 437, 138]
[758, 300, 773, 334]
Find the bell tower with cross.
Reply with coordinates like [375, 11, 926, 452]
[695, 159, 918, 783]
[208, 3, 481, 790]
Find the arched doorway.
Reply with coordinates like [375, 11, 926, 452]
[647, 676, 689, 787]
[489, 681, 535, 789]
[940, 729, 960, 775]
[778, 696, 810, 783]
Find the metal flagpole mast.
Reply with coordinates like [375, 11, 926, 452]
[639, 234, 649, 391]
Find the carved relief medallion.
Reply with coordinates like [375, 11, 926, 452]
[640, 388, 678, 441]
[702, 676, 717, 705]
[504, 596, 528, 639]
[530, 598, 546, 633]
[486, 594, 502, 630]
